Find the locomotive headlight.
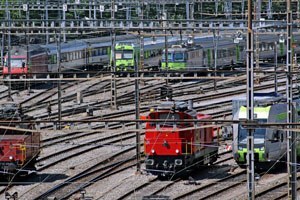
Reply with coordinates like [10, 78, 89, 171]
[260, 146, 265, 151]
[9, 156, 13, 160]
[175, 159, 183, 166]
[145, 159, 154, 166]
[175, 149, 180, 154]
[151, 149, 155, 154]
[238, 146, 243, 151]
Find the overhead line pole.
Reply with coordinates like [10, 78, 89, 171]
[162, 5, 168, 86]
[7, 24, 11, 102]
[286, 0, 297, 197]
[135, 0, 144, 173]
[110, 0, 117, 110]
[57, 31, 62, 130]
[246, 0, 255, 198]
[25, 1, 32, 94]
[45, 0, 49, 44]
[6, 1, 12, 101]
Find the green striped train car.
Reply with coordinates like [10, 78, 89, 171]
[232, 93, 300, 170]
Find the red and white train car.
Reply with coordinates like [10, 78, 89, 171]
[143, 101, 218, 177]
[3, 45, 48, 79]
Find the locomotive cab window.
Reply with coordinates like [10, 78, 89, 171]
[174, 52, 185, 61]
[159, 113, 180, 127]
[10, 59, 24, 67]
[115, 52, 122, 59]
[183, 114, 193, 127]
[123, 51, 133, 59]
[238, 119, 267, 143]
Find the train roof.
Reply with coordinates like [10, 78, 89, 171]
[0, 135, 30, 140]
[8, 45, 45, 56]
[233, 92, 284, 104]
[15, 34, 236, 56]
[232, 92, 284, 116]
[153, 101, 198, 118]
[43, 40, 87, 54]
[157, 101, 188, 111]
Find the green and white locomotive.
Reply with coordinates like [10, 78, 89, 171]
[232, 93, 300, 169]
[114, 42, 139, 72]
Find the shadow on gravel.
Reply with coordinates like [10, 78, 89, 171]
[177, 164, 234, 183]
[155, 164, 233, 182]
[0, 173, 68, 186]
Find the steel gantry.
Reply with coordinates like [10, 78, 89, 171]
[0, 0, 295, 33]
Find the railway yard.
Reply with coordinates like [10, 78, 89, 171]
[0, 68, 299, 199]
[2, 0, 300, 199]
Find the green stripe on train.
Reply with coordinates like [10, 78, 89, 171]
[161, 62, 186, 70]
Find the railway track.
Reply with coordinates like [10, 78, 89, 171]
[0, 102, 232, 199]
[33, 149, 139, 200]
[37, 131, 138, 171]
[1, 67, 298, 199]
[116, 151, 233, 200]
[0, 71, 283, 192]
[22, 74, 289, 132]
[171, 170, 247, 200]
[254, 173, 300, 200]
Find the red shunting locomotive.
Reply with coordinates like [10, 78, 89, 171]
[0, 127, 40, 176]
[0, 103, 40, 177]
[143, 101, 218, 177]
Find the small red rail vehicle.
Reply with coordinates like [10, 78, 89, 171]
[0, 103, 40, 178]
[143, 101, 218, 177]
[0, 127, 40, 177]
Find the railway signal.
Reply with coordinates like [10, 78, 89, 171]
[63, 4, 68, 12]
[22, 4, 28, 12]
[99, 5, 105, 12]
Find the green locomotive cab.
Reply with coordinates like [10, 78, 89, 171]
[234, 106, 270, 165]
[113, 42, 138, 73]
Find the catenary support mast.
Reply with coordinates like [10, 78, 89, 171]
[246, 0, 255, 198]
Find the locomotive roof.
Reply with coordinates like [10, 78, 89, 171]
[0, 135, 30, 140]
[43, 40, 87, 54]
[156, 101, 197, 116]
[10, 45, 45, 56]
[157, 101, 188, 111]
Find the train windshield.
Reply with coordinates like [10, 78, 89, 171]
[123, 51, 133, 59]
[238, 119, 267, 143]
[115, 50, 133, 59]
[159, 113, 180, 127]
[7, 58, 25, 68]
[174, 52, 184, 61]
[115, 52, 122, 59]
